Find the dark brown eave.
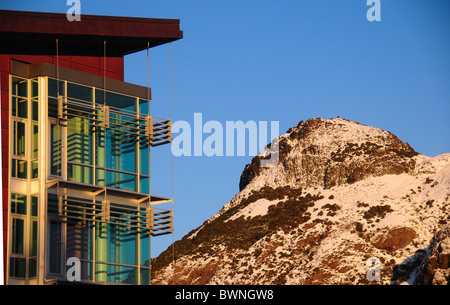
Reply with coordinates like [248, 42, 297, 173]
[0, 9, 183, 56]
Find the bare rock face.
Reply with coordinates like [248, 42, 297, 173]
[151, 117, 450, 285]
[239, 118, 418, 191]
[371, 227, 417, 252]
[392, 226, 450, 285]
[240, 156, 262, 191]
[420, 226, 450, 285]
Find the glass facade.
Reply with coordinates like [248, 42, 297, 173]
[48, 79, 154, 193]
[9, 193, 39, 280]
[8, 75, 172, 285]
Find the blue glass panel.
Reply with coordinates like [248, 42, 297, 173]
[107, 223, 136, 266]
[106, 264, 137, 285]
[140, 177, 149, 194]
[140, 143, 149, 176]
[140, 231, 150, 267]
[105, 129, 136, 174]
[106, 170, 136, 191]
[139, 99, 149, 115]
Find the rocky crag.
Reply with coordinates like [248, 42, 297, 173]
[151, 117, 450, 285]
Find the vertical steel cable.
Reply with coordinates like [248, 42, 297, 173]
[169, 42, 176, 285]
[103, 40, 107, 202]
[56, 37, 60, 210]
[147, 41, 152, 285]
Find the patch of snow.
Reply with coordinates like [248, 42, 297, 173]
[227, 198, 284, 221]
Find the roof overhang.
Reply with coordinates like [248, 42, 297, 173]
[0, 9, 183, 56]
[11, 60, 151, 100]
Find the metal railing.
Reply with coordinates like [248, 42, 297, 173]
[58, 95, 171, 146]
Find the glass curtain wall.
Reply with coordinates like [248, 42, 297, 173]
[46, 78, 152, 284]
[47, 193, 151, 284]
[48, 78, 151, 193]
[9, 76, 157, 285]
[9, 76, 40, 283]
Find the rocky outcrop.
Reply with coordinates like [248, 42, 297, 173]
[392, 226, 450, 285]
[371, 227, 416, 252]
[239, 156, 262, 191]
[239, 118, 418, 191]
[151, 117, 450, 285]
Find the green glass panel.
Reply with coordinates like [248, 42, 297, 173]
[31, 79, 39, 98]
[32, 124, 38, 158]
[31, 196, 38, 217]
[49, 220, 62, 274]
[11, 218, 24, 254]
[31, 161, 38, 179]
[68, 163, 92, 184]
[95, 222, 107, 282]
[96, 168, 105, 187]
[67, 82, 92, 102]
[94, 89, 104, 105]
[48, 79, 65, 98]
[12, 78, 28, 98]
[96, 125, 106, 187]
[11, 194, 27, 215]
[30, 220, 38, 256]
[32, 100, 39, 121]
[11, 159, 27, 179]
[48, 97, 58, 118]
[29, 258, 37, 278]
[67, 117, 92, 165]
[31, 161, 39, 179]
[50, 124, 62, 176]
[13, 121, 26, 156]
[95, 90, 136, 111]
[12, 97, 27, 118]
[47, 193, 59, 215]
[10, 258, 26, 278]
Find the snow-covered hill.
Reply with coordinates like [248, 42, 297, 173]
[152, 118, 450, 285]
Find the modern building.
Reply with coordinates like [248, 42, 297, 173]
[0, 10, 182, 285]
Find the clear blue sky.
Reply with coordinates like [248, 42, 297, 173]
[2, 0, 449, 256]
